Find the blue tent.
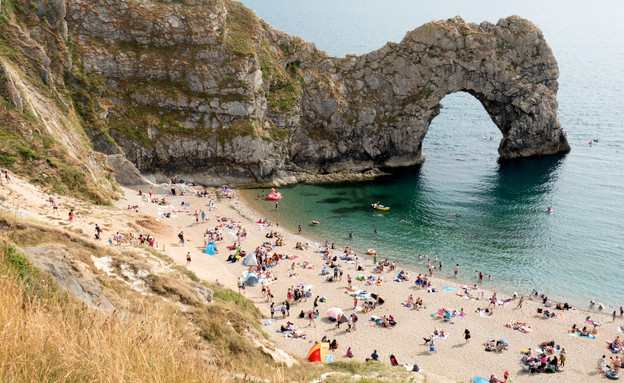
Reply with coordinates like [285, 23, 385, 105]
[205, 241, 217, 255]
[246, 272, 259, 287]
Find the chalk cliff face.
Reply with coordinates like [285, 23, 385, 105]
[20, 0, 570, 185]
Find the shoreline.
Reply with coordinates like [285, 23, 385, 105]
[230, 187, 619, 382]
[238, 190, 597, 313]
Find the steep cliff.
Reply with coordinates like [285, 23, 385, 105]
[0, 0, 116, 202]
[1, 0, 570, 188]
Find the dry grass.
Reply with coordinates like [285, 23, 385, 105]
[0, 243, 223, 382]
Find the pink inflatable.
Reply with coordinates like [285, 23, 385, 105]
[267, 188, 282, 200]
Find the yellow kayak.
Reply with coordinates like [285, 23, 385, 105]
[372, 203, 390, 211]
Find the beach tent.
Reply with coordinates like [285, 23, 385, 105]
[246, 272, 259, 287]
[205, 241, 217, 255]
[307, 342, 330, 362]
[327, 307, 343, 320]
[242, 252, 258, 266]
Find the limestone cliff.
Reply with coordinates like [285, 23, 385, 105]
[1, 0, 570, 187]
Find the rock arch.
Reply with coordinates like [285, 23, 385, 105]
[294, 16, 570, 173]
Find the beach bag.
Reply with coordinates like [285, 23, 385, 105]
[429, 345, 435, 352]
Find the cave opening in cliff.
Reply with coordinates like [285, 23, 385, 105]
[422, 91, 501, 170]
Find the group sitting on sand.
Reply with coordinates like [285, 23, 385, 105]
[521, 344, 565, 373]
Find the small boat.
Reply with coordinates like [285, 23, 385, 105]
[372, 203, 390, 211]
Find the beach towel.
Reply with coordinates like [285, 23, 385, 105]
[436, 332, 450, 340]
[441, 286, 455, 292]
[569, 332, 596, 339]
[264, 318, 277, 326]
[480, 311, 493, 318]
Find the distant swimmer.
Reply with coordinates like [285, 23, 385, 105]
[448, 213, 460, 217]
[402, 219, 408, 223]
[312, 220, 320, 225]
[546, 206, 554, 213]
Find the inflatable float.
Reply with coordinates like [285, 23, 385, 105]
[267, 188, 282, 200]
[371, 203, 390, 211]
[606, 370, 620, 380]
[367, 249, 376, 255]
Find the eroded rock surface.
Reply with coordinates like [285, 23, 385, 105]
[61, 0, 569, 185]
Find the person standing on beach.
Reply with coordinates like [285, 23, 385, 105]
[178, 231, 185, 247]
[464, 329, 471, 343]
[149, 187, 152, 197]
[517, 296, 524, 308]
[347, 274, 352, 289]
[238, 277, 245, 294]
[298, 225, 301, 233]
[186, 252, 191, 265]
[68, 209, 74, 222]
[454, 264, 459, 277]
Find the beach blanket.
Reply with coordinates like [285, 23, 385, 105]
[569, 332, 596, 339]
[264, 318, 277, 326]
[441, 286, 455, 292]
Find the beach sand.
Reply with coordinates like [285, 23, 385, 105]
[3, 178, 618, 382]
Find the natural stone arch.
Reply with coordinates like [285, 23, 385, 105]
[293, 16, 570, 173]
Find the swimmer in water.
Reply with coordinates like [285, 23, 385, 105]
[402, 219, 408, 223]
[546, 206, 553, 213]
[448, 213, 460, 217]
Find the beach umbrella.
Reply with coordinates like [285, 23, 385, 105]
[307, 342, 330, 362]
[499, 339, 509, 346]
[298, 282, 307, 287]
[472, 378, 489, 383]
[304, 285, 314, 290]
[327, 307, 343, 319]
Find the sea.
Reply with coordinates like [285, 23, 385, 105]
[237, 0, 624, 309]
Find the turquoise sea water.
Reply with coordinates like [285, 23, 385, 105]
[238, 0, 624, 308]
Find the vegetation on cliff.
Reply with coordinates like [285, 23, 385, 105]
[0, 1, 116, 203]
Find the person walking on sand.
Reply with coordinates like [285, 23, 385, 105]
[68, 209, 74, 222]
[517, 296, 524, 308]
[149, 187, 152, 198]
[178, 231, 185, 247]
[309, 310, 316, 327]
[464, 329, 471, 343]
[186, 252, 191, 265]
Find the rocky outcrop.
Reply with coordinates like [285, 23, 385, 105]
[61, 0, 569, 185]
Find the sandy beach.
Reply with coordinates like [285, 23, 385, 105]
[4, 178, 618, 383]
[130, 186, 618, 382]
